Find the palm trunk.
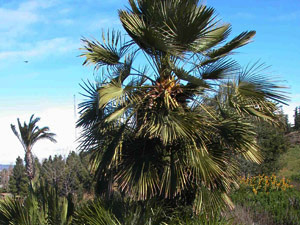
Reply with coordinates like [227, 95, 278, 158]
[25, 151, 35, 181]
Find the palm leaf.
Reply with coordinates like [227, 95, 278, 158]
[207, 31, 256, 58]
[72, 200, 121, 225]
[81, 30, 127, 69]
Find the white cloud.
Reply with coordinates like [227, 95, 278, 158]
[0, 0, 66, 50]
[0, 38, 78, 62]
[0, 1, 46, 49]
[0, 0, 56, 32]
[281, 94, 300, 124]
[57, 19, 74, 26]
[0, 8, 38, 31]
[18, 0, 56, 11]
[87, 18, 121, 32]
[272, 11, 300, 22]
[232, 12, 256, 20]
[59, 8, 72, 15]
[283, 104, 296, 124]
[0, 104, 80, 164]
[0, 1, 80, 63]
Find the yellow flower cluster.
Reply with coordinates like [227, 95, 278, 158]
[239, 174, 293, 195]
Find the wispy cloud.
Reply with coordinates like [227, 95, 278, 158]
[57, 19, 74, 26]
[231, 12, 256, 20]
[0, 0, 57, 31]
[0, 7, 38, 33]
[87, 18, 121, 32]
[0, 38, 78, 62]
[18, 0, 56, 11]
[272, 11, 300, 22]
[0, 0, 52, 49]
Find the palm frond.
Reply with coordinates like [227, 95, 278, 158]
[237, 62, 288, 104]
[81, 30, 127, 69]
[172, 66, 209, 88]
[115, 138, 162, 200]
[10, 124, 26, 150]
[72, 200, 121, 225]
[207, 31, 256, 58]
[77, 80, 102, 129]
[193, 187, 234, 216]
[33, 133, 57, 145]
[191, 24, 231, 53]
[200, 59, 239, 80]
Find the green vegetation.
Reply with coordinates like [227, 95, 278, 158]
[1, 0, 298, 224]
[232, 175, 300, 225]
[0, 182, 73, 225]
[40, 152, 93, 201]
[8, 157, 29, 197]
[239, 119, 289, 176]
[73, 197, 233, 225]
[278, 145, 300, 180]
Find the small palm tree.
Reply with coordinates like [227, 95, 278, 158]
[11, 114, 57, 181]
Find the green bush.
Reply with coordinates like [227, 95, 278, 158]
[232, 187, 300, 225]
[290, 174, 300, 183]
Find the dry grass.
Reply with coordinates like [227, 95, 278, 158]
[227, 205, 276, 225]
[278, 145, 300, 179]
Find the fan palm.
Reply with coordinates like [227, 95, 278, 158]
[0, 181, 73, 225]
[11, 114, 57, 181]
[77, 0, 288, 214]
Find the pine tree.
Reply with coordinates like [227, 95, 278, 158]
[9, 157, 29, 196]
[294, 107, 300, 130]
[40, 152, 92, 201]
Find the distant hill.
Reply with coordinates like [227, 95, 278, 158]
[0, 165, 13, 171]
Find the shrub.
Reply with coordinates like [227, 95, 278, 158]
[290, 174, 300, 183]
[231, 175, 300, 225]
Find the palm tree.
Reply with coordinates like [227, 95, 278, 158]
[11, 114, 57, 181]
[77, 0, 288, 214]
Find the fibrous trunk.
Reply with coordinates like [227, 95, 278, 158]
[25, 151, 34, 180]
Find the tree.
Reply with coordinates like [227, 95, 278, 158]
[239, 119, 289, 176]
[40, 152, 92, 201]
[77, 0, 287, 214]
[40, 155, 66, 195]
[65, 152, 93, 198]
[294, 106, 300, 130]
[0, 167, 13, 193]
[10, 114, 57, 182]
[9, 157, 29, 196]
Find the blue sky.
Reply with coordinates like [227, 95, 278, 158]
[0, 0, 299, 164]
